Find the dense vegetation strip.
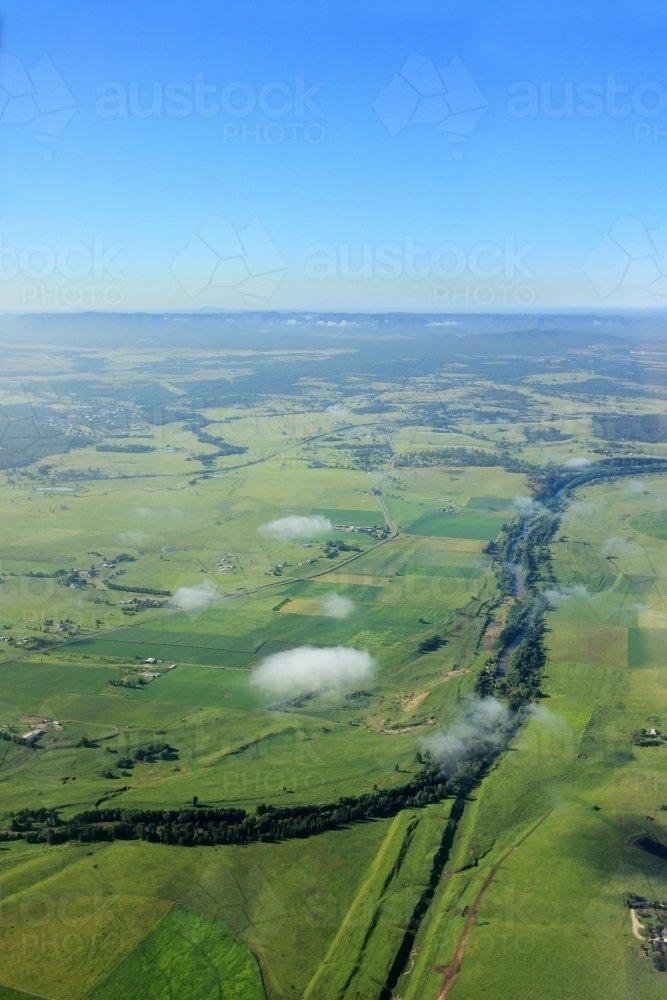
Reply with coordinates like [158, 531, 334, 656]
[5, 716, 526, 847]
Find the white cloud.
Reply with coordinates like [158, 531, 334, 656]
[526, 703, 569, 729]
[119, 531, 150, 546]
[563, 457, 592, 468]
[325, 404, 348, 415]
[544, 584, 589, 603]
[258, 514, 332, 541]
[321, 593, 354, 618]
[173, 580, 217, 610]
[604, 536, 644, 558]
[513, 495, 546, 516]
[571, 501, 598, 516]
[422, 696, 510, 768]
[627, 479, 645, 492]
[251, 645, 374, 697]
[514, 495, 539, 511]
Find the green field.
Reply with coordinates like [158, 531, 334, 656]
[1, 334, 667, 1000]
[309, 507, 384, 526]
[406, 510, 505, 539]
[628, 627, 667, 667]
[85, 904, 265, 1000]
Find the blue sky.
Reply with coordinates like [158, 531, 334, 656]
[2, 0, 667, 312]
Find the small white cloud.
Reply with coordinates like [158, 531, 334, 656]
[563, 457, 592, 468]
[571, 501, 598, 516]
[544, 584, 589, 603]
[258, 514, 332, 541]
[119, 531, 150, 546]
[325, 404, 348, 415]
[422, 696, 510, 767]
[603, 535, 643, 558]
[513, 495, 543, 515]
[526, 703, 569, 729]
[173, 580, 217, 610]
[321, 593, 354, 618]
[627, 479, 645, 492]
[251, 645, 374, 697]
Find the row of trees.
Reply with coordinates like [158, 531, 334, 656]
[7, 747, 507, 848]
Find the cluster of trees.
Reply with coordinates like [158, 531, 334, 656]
[101, 741, 178, 775]
[417, 634, 445, 654]
[398, 447, 501, 468]
[110, 676, 148, 689]
[120, 598, 164, 615]
[501, 612, 548, 705]
[515, 515, 559, 590]
[96, 443, 156, 453]
[497, 599, 531, 645]
[530, 457, 667, 508]
[397, 446, 533, 477]
[105, 582, 171, 596]
[523, 426, 570, 443]
[0, 729, 30, 747]
[593, 413, 667, 444]
[193, 430, 247, 455]
[484, 517, 525, 597]
[323, 540, 361, 557]
[631, 728, 664, 747]
[132, 741, 177, 762]
[475, 611, 546, 705]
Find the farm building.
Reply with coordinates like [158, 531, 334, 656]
[21, 729, 44, 744]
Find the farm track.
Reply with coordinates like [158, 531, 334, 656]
[436, 810, 552, 1000]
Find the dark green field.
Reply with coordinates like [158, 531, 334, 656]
[85, 904, 265, 1000]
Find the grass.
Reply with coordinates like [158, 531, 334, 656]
[309, 507, 384, 526]
[72, 639, 254, 668]
[628, 627, 667, 667]
[0, 821, 391, 1000]
[631, 511, 667, 540]
[84, 904, 265, 1000]
[547, 621, 629, 667]
[406, 511, 504, 540]
[464, 496, 517, 512]
[305, 804, 453, 1000]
